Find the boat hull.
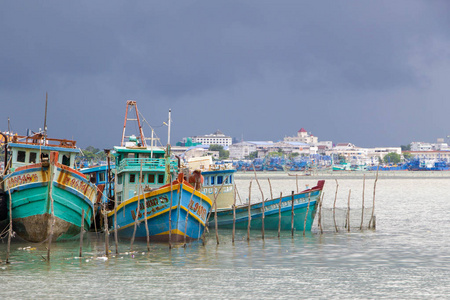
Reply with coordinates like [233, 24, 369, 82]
[108, 183, 212, 242]
[4, 162, 96, 242]
[210, 180, 324, 231]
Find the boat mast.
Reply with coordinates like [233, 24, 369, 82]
[43, 92, 48, 143]
[167, 109, 171, 146]
[121, 100, 146, 147]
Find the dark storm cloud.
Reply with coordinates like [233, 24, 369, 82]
[1, 1, 450, 148]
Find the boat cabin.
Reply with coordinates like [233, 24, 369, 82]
[8, 143, 78, 170]
[113, 146, 178, 204]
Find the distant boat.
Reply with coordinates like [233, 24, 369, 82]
[106, 101, 212, 242]
[1, 132, 97, 242]
[209, 180, 325, 231]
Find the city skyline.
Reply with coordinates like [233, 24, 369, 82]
[1, 1, 450, 149]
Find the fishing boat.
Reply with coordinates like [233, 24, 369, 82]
[208, 180, 325, 231]
[185, 156, 236, 209]
[106, 101, 212, 242]
[1, 132, 97, 242]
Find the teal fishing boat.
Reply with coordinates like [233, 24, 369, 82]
[107, 101, 212, 242]
[2, 132, 97, 242]
[209, 180, 325, 231]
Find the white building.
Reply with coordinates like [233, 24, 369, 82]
[188, 130, 232, 147]
[284, 128, 318, 144]
[228, 141, 257, 160]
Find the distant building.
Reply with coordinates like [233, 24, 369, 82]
[228, 141, 257, 160]
[284, 128, 318, 144]
[186, 130, 232, 147]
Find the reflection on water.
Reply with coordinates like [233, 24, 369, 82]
[1, 176, 450, 299]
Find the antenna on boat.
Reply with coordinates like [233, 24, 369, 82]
[43, 92, 48, 142]
[121, 100, 146, 147]
[167, 109, 171, 146]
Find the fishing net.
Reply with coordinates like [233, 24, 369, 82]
[314, 207, 375, 231]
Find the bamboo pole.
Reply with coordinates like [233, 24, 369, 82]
[79, 209, 85, 257]
[130, 193, 140, 252]
[261, 194, 265, 240]
[369, 167, 379, 229]
[138, 162, 150, 252]
[169, 178, 173, 249]
[268, 178, 273, 200]
[232, 186, 237, 243]
[104, 202, 109, 257]
[6, 186, 13, 263]
[296, 175, 299, 193]
[247, 180, 252, 242]
[346, 189, 351, 232]
[291, 191, 295, 237]
[235, 183, 243, 205]
[114, 169, 119, 255]
[278, 192, 282, 238]
[47, 160, 55, 262]
[184, 187, 196, 247]
[333, 179, 339, 233]
[360, 174, 365, 230]
[303, 192, 311, 236]
[318, 192, 324, 234]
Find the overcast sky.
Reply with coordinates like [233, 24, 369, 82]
[1, 1, 450, 149]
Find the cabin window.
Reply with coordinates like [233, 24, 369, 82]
[62, 154, 71, 166]
[99, 172, 105, 182]
[118, 175, 123, 184]
[29, 152, 37, 163]
[158, 174, 164, 184]
[148, 174, 155, 183]
[17, 151, 26, 162]
[117, 192, 122, 204]
[204, 176, 209, 186]
[129, 174, 136, 183]
[90, 173, 96, 184]
[211, 176, 215, 185]
[217, 176, 223, 185]
[229, 175, 233, 184]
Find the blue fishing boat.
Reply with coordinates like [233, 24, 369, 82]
[106, 101, 212, 242]
[209, 180, 325, 231]
[1, 132, 97, 242]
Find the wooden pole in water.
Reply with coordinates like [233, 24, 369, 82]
[278, 192, 282, 238]
[296, 175, 299, 193]
[104, 202, 109, 256]
[333, 179, 339, 233]
[268, 178, 273, 200]
[47, 159, 55, 262]
[291, 191, 295, 237]
[369, 167, 379, 229]
[235, 183, 243, 205]
[79, 209, 85, 257]
[114, 169, 119, 255]
[346, 189, 351, 232]
[6, 186, 13, 263]
[303, 192, 311, 236]
[232, 186, 237, 243]
[360, 174, 365, 230]
[169, 179, 173, 249]
[247, 180, 252, 242]
[130, 193, 140, 252]
[261, 194, 265, 240]
[184, 187, 196, 247]
[318, 192, 324, 234]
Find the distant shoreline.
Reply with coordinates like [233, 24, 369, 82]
[235, 170, 450, 180]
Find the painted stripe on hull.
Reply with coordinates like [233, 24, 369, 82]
[110, 183, 211, 241]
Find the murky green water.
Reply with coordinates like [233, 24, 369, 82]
[1, 174, 450, 299]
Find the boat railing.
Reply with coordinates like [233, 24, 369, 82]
[117, 158, 178, 172]
[11, 134, 77, 148]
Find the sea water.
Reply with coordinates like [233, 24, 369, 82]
[1, 173, 450, 299]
